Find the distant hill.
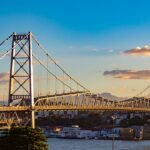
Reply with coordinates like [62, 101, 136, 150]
[99, 92, 128, 101]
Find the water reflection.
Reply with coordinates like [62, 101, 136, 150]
[48, 138, 150, 150]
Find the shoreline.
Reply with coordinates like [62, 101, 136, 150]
[46, 137, 149, 141]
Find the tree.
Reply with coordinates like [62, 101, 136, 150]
[120, 119, 129, 127]
[0, 126, 48, 150]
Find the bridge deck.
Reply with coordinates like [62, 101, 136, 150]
[0, 106, 149, 112]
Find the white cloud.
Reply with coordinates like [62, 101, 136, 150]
[123, 45, 150, 56]
[91, 48, 99, 52]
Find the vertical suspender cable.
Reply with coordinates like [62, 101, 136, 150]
[38, 51, 40, 97]
[32, 35, 89, 93]
[62, 71, 65, 93]
[55, 63, 57, 94]
[46, 54, 48, 96]
[69, 77, 72, 93]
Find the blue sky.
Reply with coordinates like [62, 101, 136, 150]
[1, 0, 150, 97]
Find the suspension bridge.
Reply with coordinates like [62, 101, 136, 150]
[0, 32, 149, 129]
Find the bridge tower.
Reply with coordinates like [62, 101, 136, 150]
[8, 32, 35, 128]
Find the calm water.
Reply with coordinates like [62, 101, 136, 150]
[48, 138, 150, 150]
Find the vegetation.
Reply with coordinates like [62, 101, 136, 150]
[120, 115, 150, 127]
[0, 126, 48, 150]
[36, 112, 150, 129]
[36, 112, 102, 128]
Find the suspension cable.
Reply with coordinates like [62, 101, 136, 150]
[0, 33, 30, 60]
[18, 35, 80, 93]
[0, 50, 11, 60]
[0, 34, 13, 47]
[32, 35, 89, 92]
[134, 84, 150, 97]
[32, 53, 75, 92]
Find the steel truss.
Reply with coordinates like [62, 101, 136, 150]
[8, 32, 35, 128]
[0, 93, 150, 112]
[0, 111, 30, 129]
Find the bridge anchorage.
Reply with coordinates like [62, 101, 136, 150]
[0, 32, 150, 129]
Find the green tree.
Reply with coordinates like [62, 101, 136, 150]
[0, 126, 48, 150]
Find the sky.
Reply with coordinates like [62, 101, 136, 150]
[1, 0, 150, 97]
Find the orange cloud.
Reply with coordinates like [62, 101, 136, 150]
[104, 70, 150, 79]
[58, 75, 70, 81]
[123, 45, 150, 56]
[0, 72, 31, 85]
[0, 72, 9, 84]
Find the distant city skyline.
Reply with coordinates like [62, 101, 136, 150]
[1, 0, 150, 97]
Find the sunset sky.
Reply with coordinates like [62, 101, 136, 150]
[1, 0, 150, 97]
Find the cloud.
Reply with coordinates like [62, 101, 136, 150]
[103, 69, 150, 79]
[108, 49, 114, 53]
[91, 48, 99, 52]
[0, 72, 9, 84]
[0, 79, 9, 84]
[0, 72, 9, 79]
[123, 45, 150, 56]
[58, 75, 70, 81]
[0, 72, 33, 85]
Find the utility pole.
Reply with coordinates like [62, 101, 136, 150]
[111, 115, 116, 150]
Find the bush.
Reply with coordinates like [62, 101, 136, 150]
[0, 126, 48, 150]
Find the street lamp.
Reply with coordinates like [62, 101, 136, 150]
[111, 115, 116, 150]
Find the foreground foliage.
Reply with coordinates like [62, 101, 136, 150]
[0, 126, 48, 150]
